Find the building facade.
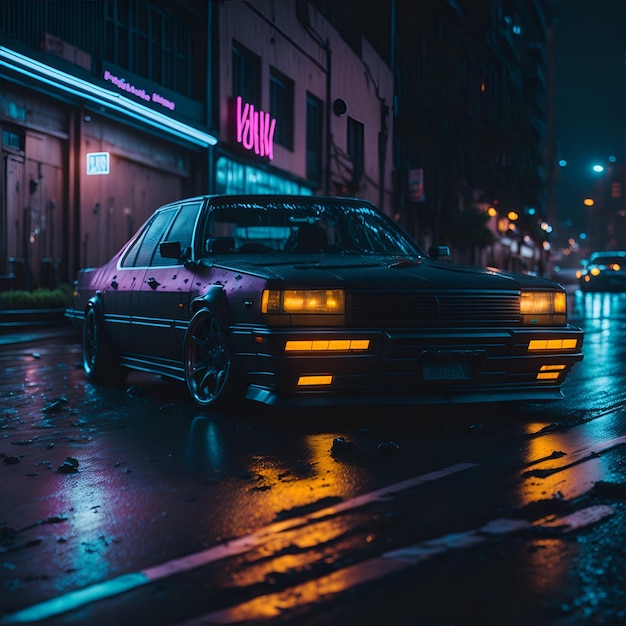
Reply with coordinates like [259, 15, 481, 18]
[0, 2, 218, 288]
[213, 0, 393, 211]
[0, 0, 393, 289]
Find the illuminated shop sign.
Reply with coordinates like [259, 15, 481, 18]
[0, 47, 217, 147]
[86, 152, 110, 175]
[234, 96, 276, 160]
[103, 70, 175, 111]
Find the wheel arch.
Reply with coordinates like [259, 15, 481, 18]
[190, 285, 232, 327]
[85, 291, 104, 316]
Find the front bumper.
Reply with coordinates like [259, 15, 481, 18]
[233, 324, 584, 407]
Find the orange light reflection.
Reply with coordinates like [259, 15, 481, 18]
[515, 419, 616, 599]
[208, 556, 401, 622]
[224, 433, 365, 593]
[227, 518, 348, 589]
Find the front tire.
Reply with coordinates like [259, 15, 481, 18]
[82, 305, 126, 385]
[184, 309, 240, 408]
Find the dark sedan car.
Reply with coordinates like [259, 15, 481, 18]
[576, 250, 626, 292]
[66, 194, 583, 409]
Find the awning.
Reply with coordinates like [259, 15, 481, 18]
[0, 46, 218, 148]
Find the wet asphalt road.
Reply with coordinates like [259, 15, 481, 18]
[0, 287, 624, 625]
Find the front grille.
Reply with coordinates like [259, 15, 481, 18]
[347, 292, 521, 327]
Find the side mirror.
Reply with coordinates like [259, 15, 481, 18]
[160, 241, 181, 259]
[428, 245, 451, 260]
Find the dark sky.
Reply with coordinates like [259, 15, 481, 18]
[553, 0, 626, 235]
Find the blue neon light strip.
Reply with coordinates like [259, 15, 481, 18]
[0, 573, 150, 624]
[0, 47, 218, 148]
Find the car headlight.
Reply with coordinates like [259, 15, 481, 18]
[520, 290, 566, 324]
[261, 289, 345, 314]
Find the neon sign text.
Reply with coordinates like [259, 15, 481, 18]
[235, 96, 276, 160]
[103, 70, 175, 111]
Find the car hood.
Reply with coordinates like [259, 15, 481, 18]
[210, 255, 563, 291]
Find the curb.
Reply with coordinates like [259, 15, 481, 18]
[0, 308, 67, 328]
[0, 308, 75, 346]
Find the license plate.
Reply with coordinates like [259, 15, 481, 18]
[423, 362, 472, 380]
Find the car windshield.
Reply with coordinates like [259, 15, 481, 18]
[200, 198, 425, 257]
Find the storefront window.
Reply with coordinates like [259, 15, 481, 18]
[216, 156, 312, 196]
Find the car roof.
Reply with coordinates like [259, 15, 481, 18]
[589, 250, 626, 261]
[158, 194, 370, 209]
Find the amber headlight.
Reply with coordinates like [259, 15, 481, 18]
[261, 289, 345, 314]
[520, 290, 566, 324]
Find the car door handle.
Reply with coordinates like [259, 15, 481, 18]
[147, 277, 160, 290]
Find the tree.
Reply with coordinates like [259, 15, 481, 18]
[448, 205, 495, 265]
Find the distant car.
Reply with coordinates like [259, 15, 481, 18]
[66, 194, 583, 409]
[576, 251, 626, 292]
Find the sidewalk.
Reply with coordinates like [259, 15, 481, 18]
[0, 308, 77, 346]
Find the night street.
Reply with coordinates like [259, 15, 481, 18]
[0, 285, 624, 625]
[1, 1, 625, 624]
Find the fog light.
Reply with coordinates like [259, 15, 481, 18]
[536, 364, 566, 380]
[285, 339, 370, 352]
[528, 339, 578, 351]
[297, 375, 333, 386]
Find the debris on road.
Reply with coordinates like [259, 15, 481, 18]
[331, 437, 357, 457]
[42, 396, 69, 413]
[56, 456, 79, 474]
[377, 441, 400, 456]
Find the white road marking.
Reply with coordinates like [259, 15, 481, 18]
[0, 462, 476, 624]
[188, 505, 615, 625]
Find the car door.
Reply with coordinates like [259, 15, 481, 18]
[133, 201, 203, 364]
[101, 212, 169, 355]
[100, 266, 140, 354]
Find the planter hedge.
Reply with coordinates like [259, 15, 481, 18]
[0, 284, 73, 310]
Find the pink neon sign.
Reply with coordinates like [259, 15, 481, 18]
[103, 70, 176, 111]
[235, 96, 276, 160]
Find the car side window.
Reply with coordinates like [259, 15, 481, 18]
[121, 208, 177, 268]
[150, 202, 202, 266]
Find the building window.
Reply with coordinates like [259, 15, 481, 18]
[270, 68, 294, 150]
[104, 2, 191, 96]
[232, 41, 261, 107]
[306, 93, 323, 185]
[2, 128, 24, 151]
[347, 117, 364, 181]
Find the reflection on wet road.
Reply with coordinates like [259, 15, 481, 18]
[0, 289, 624, 625]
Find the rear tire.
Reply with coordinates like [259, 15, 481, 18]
[82, 305, 126, 385]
